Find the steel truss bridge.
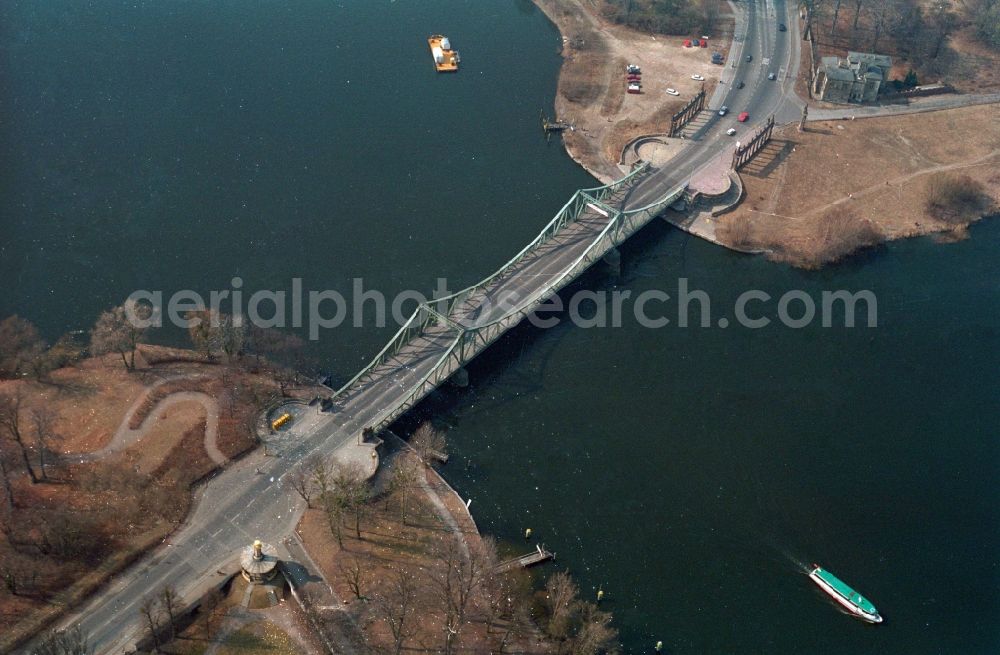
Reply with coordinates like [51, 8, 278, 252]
[327, 163, 687, 433]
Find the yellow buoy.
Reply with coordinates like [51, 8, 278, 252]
[597, 588, 605, 602]
[655, 641, 663, 652]
[524, 528, 533, 540]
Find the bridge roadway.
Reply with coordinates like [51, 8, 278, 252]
[40, 1, 799, 651]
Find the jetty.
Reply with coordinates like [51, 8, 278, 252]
[496, 544, 554, 572]
[541, 110, 572, 133]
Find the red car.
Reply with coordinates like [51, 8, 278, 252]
[737, 111, 750, 122]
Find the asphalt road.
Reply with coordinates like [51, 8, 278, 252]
[38, 2, 800, 652]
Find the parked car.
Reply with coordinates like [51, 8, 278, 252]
[691, 74, 705, 81]
[627, 64, 642, 74]
[768, 72, 777, 80]
[746, 54, 752, 62]
[778, 23, 787, 32]
[738, 111, 749, 122]
[726, 128, 737, 136]
[627, 82, 642, 94]
[718, 105, 729, 116]
[665, 88, 680, 96]
[736, 80, 745, 89]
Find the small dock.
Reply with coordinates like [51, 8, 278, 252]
[541, 111, 572, 133]
[495, 544, 554, 572]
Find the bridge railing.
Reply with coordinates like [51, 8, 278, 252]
[330, 163, 653, 403]
[435, 163, 651, 316]
[459, 182, 688, 332]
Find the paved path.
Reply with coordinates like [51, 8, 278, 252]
[806, 92, 1000, 122]
[69, 376, 227, 467]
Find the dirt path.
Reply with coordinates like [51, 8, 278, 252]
[69, 376, 227, 466]
[800, 149, 1000, 219]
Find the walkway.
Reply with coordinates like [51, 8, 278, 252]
[70, 376, 227, 467]
[806, 92, 1000, 122]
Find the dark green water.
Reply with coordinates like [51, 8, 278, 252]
[2, 1, 998, 653]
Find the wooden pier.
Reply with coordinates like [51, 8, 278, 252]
[541, 110, 572, 133]
[495, 544, 554, 572]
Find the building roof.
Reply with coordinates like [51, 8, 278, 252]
[847, 51, 893, 69]
[820, 57, 856, 82]
[820, 52, 891, 83]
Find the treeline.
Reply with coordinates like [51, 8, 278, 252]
[0, 300, 311, 383]
[601, 0, 723, 36]
[805, 0, 1000, 78]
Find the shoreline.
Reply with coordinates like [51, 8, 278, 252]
[531, 0, 999, 266]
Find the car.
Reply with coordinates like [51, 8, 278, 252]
[737, 111, 749, 122]
[691, 74, 705, 81]
[718, 106, 729, 116]
[746, 54, 752, 62]
[665, 88, 680, 96]
[726, 128, 737, 136]
[778, 23, 787, 32]
[768, 72, 777, 80]
[736, 80, 745, 89]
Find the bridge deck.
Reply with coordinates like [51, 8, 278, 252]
[329, 169, 688, 433]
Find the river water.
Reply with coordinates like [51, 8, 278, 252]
[2, 1, 998, 652]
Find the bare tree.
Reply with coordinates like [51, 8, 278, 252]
[851, 0, 865, 30]
[478, 538, 509, 634]
[0, 315, 46, 379]
[288, 464, 314, 508]
[545, 571, 580, 642]
[34, 626, 90, 655]
[869, 0, 897, 50]
[373, 567, 419, 655]
[90, 299, 152, 371]
[338, 555, 366, 599]
[388, 455, 421, 525]
[411, 422, 447, 465]
[159, 585, 182, 641]
[429, 536, 492, 655]
[0, 444, 14, 513]
[830, 0, 843, 35]
[0, 389, 38, 483]
[333, 462, 371, 540]
[570, 602, 620, 655]
[928, 2, 958, 58]
[33, 625, 91, 655]
[31, 407, 60, 481]
[310, 457, 345, 548]
[200, 587, 223, 639]
[138, 595, 162, 654]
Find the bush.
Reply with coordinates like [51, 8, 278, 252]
[816, 208, 884, 265]
[925, 174, 993, 224]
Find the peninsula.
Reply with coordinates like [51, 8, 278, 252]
[533, 0, 1000, 267]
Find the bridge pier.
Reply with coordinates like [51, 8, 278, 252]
[450, 367, 470, 388]
[603, 248, 621, 276]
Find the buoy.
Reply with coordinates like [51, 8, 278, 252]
[597, 588, 605, 602]
[525, 528, 533, 540]
[655, 641, 663, 652]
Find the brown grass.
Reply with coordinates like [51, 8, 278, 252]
[715, 104, 1000, 267]
[0, 347, 311, 650]
[298, 450, 542, 655]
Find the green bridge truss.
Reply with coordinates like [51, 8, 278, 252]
[329, 163, 687, 432]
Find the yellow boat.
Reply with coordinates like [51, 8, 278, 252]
[428, 34, 459, 72]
